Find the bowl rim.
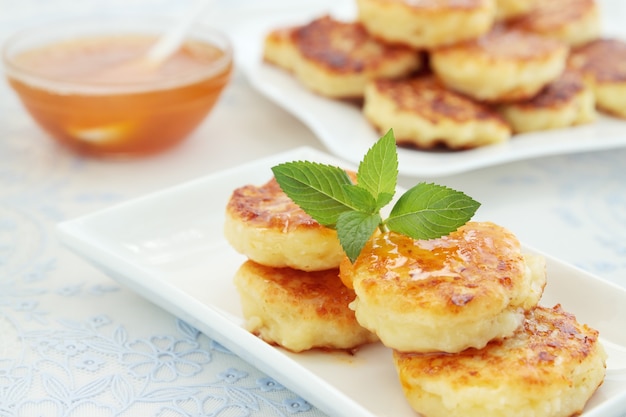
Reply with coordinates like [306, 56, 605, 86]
[2, 15, 234, 95]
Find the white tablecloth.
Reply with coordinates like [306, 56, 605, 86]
[1, 1, 625, 416]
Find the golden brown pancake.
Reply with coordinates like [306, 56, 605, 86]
[224, 177, 345, 272]
[263, 26, 300, 72]
[430, 26, 569, 102]
[356, 0, 496, 49]
[568, 38, 626, 119]
[393, 304, 607, 417]
[340, 221, 547, 353]
[234, 260, 378, 352]
[508, 0, 601, 47]
[363, 76, 511, 149]
[263, 15, 421, 98]
[498, 69, 596, 133]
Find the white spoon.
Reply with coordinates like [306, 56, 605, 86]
[143, 0, 214, 66]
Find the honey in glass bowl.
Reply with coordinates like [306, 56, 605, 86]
[2, 17, 233, 158]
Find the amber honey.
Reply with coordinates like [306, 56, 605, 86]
[5, 27, 232, 158]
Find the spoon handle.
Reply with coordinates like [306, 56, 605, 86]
[146, 0, 214, 64]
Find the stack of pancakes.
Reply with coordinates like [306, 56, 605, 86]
[224, 175, 608, 417]
[340, 222, 607, 417]
[224, 176, 379, 353]
[263, 0, 626, 149]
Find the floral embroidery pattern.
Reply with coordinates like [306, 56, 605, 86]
[0, 144, 324, 417]
[0, 314, 319, 417]
[120, 337, 211, 382]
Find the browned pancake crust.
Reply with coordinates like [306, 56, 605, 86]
[293, 15, 417, 74]
[356, 0, 495, 49]
[393, 304, 605, 392]
[431, 26, 569, 102]
[265, 26, 297, 50]
[263, 26, 298, 66]
[226, 177, 320, 232]
[453, 25, 565, 62]
[508, 0, 600, 44]
[243, 262, 357, 322]
[235, 260, 378, 352]
[511, 69, 587, 110]
[340, 221, 527, 316]
[225, 174, 358, 271]
[569, 38, 626, 83]
[373, 76, 509, 126]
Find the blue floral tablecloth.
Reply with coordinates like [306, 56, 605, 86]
[0, 2, 330, 416]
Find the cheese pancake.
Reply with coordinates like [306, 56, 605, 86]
[234, 261, 378, 353]
[568, 38, 626, 119]
[224, 177, 345, 272]
[356, 0, 496, 49]
[339, 221, 547, 353]
[263, 26, 300, 72]
[431, 26, 569, 102]
[363, 76, 511, 149]
[262, 16, 421, 99]
[499, 70, 595, 133]
[508, 0, 601, 47]
[393, 304, 607, 417]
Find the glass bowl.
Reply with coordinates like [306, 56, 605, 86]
[2, 16, 233, 158]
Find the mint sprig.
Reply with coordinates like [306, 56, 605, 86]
[271, 130, 480, 262]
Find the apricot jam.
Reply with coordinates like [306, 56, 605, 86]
[5, 31, 232, 158]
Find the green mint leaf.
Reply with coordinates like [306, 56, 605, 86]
[270, 131, 481, 263]
[272, 161, 357, 227]
[357, 129, 397, 210]
[342, 184, 378, 214]
[336, 211, 382, 263]
[385, 183, 481, 240]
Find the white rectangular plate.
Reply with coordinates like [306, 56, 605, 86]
[230, 1, 626, 177]
[58, 148, 626, 417]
